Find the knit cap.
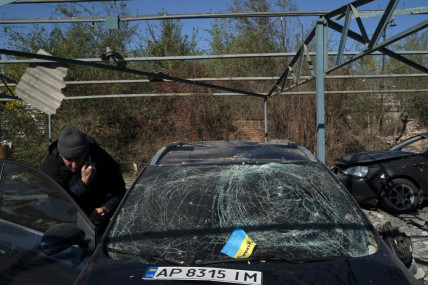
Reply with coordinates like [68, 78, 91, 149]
[57, 126, 89, 158]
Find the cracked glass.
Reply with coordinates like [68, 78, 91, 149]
[107, 162, 377, 265]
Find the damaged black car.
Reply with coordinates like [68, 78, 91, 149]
[74, 141, 418, 285]
[332, 133, 428, 214]
[0, 160, 96, 285]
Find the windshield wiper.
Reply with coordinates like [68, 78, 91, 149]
[195, 254, 350, 266]
[255, 253, 350, 264]
[194, 254, 296, 265]
[106, 247, 184, 265]
[294, 255, 350, 264]
[194, 251, 302, 265]
[194, 257, 258, 265]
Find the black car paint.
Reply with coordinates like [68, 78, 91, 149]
[333, 133, 428, 207]
[75, 141, 419, 285]
[0, 141, 421, 284]
[75, 238, 418, 284]
[0, 220, 90, 285]
[0, 160, 95, 285]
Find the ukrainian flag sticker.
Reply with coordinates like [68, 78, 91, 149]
[221, 226, 256, 259]
[143, 267, 158, 279]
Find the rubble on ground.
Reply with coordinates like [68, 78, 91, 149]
[363, 206, 428, 283]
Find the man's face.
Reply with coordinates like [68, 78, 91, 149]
[61, 155, 85, 172]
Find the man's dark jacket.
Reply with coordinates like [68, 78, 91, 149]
[42, 137, 126, 215]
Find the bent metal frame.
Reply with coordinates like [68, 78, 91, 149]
[0, 0, 427, 163]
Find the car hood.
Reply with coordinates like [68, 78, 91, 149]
[75, 245, 418, 285]
[334, 150, 415, 166]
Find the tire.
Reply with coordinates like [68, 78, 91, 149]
[381, 222, 414, 268]
[380, 178, 419, 214]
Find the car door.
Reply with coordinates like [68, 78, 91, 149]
[0, 160, 95, 285]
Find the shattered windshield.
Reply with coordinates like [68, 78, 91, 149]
[107, 163, 377, 265]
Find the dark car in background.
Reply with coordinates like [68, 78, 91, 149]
[0, 160, 96, 284]
[332, 133, 428, 214]
[74, 141, 418, 284]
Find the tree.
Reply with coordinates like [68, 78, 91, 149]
[144, 15, 198, 74]
[0, 1, 142, 169]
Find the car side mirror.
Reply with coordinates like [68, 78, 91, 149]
[41, 223, 85, 256]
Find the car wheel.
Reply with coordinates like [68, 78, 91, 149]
[380, 222, 413, 268]
[380, 179, 419, 214]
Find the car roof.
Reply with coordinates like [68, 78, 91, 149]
[149, 140, 318, 165]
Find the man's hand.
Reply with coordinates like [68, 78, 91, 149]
[89, 207, 110, 224]
[81, 162, 96, 185]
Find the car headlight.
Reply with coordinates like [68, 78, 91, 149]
[344, 166, 368, 177]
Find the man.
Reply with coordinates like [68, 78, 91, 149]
[42, 125, 126, 227]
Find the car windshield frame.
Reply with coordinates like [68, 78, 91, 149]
[106, 160, 378, 266]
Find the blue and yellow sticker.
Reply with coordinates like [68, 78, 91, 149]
[221, 226, 256, 259]
[143, 267, 158, 279]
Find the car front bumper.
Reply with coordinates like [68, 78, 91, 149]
[331, 167, 384, 206]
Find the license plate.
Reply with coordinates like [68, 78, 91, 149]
[143, 266, 262, 285]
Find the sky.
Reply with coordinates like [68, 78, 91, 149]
[1, 0, 427, 16]
[0, 0, 427, 53]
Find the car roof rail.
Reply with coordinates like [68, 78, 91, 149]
[269, 139, 318, 162]
[149, 140, 319, 165]
[296, 145, 318, 162]
[149, 141, 186, 165]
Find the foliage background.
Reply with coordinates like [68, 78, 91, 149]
[1, 0, 427, 177]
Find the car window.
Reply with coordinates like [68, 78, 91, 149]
[0, 161, 78, 232]
[108, 162, 377, 265]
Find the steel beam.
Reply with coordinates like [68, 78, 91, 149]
[2, 74, 425, 88]
[304, 45, 315, 77]
[336, 5, 352, 65]
[316, 18, 327, 163]
[279, 68, 289, 93]
[1, 0, 119, 7]
[48, 114, 52, 144]
[381, 48, 428, 74]
[0, 73, 16, 97]
[0, 4, 425, 24]
[267, 27, 315, 97]
[0, 48, 266, 98]
[267, 1, 378, 99]
[264, 98, 268, 142]
[0, 77, 14, 97]
[288, 66, 297, 86]
[375, 19, 428, 49]
[10, 0, 120, 2]
[328, 19, 428, 74]
[295, 47, 305, 84]
[325, 0, 373, 20]
[1, 51, 427, 64]
[350, 4, 370, 45]
[0, 11, 361, 25]
[1, 89, 427, 101]
[368, 0, 399, 49]
[360, 6, 428, 18]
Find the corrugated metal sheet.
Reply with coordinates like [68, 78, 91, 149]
[16, 49, 68, 115]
